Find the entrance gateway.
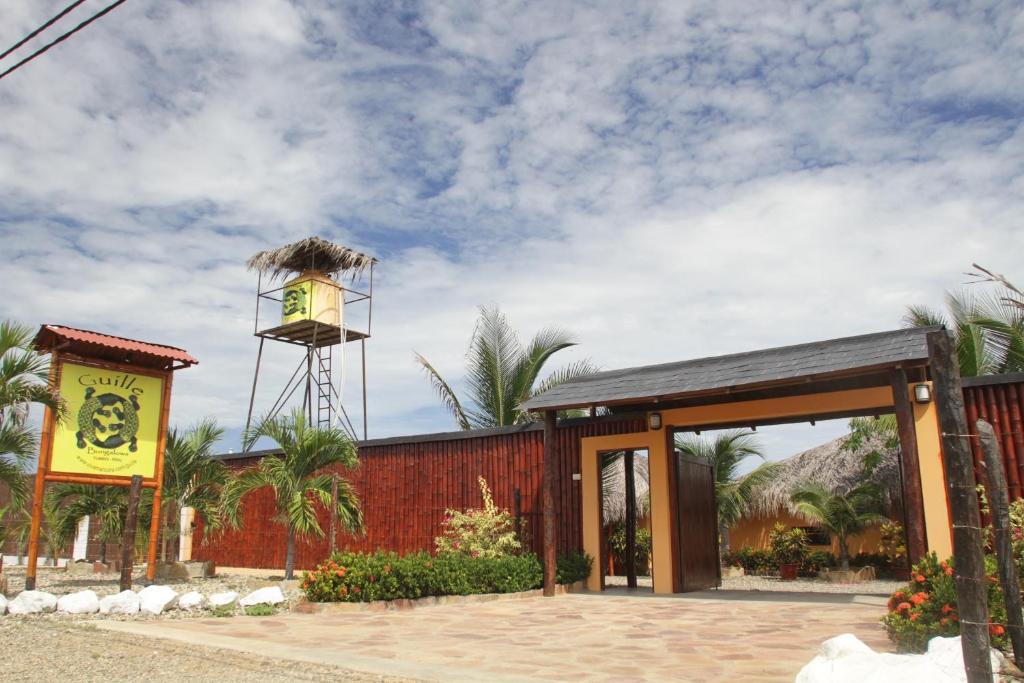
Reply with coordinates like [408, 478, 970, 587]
[522, 326, 948, 595]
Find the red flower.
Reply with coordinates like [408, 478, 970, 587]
[941, 604, 954, 615]
[945, 567, 953, 576]
[991, 624, 1006, 637]
[910, 613, 920, 622]
[910, 592, 928, 606]
[940, 618, 949, 626]
[897, 602, 912, 612]
[915, 574, 926, 583]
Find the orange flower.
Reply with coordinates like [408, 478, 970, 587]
[910, 592, 928, 606]
[897, 602, 912, 612]
[915, 574, 926, 583]
[945, 567, 953, 576]
[910, 613, 920, 622]
[941, 604, 954, 615]
[940, 618, 949, 626]
[991, 624, 1006, 637]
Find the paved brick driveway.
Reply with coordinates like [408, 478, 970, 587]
[97, 590, 893, 682]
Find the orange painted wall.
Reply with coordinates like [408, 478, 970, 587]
[729, 510, 886, 557]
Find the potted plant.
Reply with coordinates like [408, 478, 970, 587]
[769, 523, 808, 581]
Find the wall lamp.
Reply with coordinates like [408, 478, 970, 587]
[914, 383, 932, 404]
[648, 412, 662, 430]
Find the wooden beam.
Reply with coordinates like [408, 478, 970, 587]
[927, 330, 992, 683]
[624, 449, 638, 590]
[890, 368, 927, 565]
[542, 410, 557, 597]
[24, 356, 59, 591]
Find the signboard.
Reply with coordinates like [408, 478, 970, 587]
[50, 362, 165, 479]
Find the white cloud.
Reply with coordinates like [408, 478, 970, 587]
[1, 0, 1022, 458]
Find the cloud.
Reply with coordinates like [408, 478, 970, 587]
[1, 0, 1022, 459]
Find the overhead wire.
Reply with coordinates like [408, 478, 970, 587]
[0, 0, 130, 82]
[0, 0, 89, 61]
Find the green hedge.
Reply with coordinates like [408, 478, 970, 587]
[302, 551, 592, 603]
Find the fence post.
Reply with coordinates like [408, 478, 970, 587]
[120, 475, 143, 592]
[978, 419, 1024, 669]
[927, 330, 992, 683]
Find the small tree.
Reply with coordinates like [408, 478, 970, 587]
[161, 419, 226, 562]
[435, 477, 521, 558]
[790, 480, 887, 571]
[224, 408, 362, 579]
[50, 484, 141, 565]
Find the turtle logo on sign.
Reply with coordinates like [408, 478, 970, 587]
[283, 285, 308, 317]
[75, 387, 140, 452]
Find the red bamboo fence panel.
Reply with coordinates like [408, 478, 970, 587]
[192, 417, 645, 571]
[963, 374, 1024, 503]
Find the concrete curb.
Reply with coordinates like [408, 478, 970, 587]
[295, 581, 585, 614]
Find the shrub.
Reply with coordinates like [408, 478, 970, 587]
[723, 546, 773, 574]
[881, 552, 1009, 653]
[801, 550, 836, 576]
[556, 552, 593, 584]
[244, 604, 277, 616]
[879, 521, 908, 565]
[607, 523, 652, 574]
[435, 477, 522, 558]
[302, 550, 553, 603]
[769, 523, 809, 566]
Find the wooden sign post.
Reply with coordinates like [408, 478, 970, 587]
[24, 326, 196, 590]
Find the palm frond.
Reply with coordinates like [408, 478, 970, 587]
[412, 353, 472, 429]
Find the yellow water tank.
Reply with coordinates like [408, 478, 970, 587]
[281, 270, 342, 327]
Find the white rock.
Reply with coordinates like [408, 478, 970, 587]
[208, 591, 239, 608]
[57, 590, 100, 614]
[138, 585, 178, 615]
[8, 590, 57, 615]
[0, 594, 7, 615]
[796, 634, 1004, 683]
[178, 591, 206, 612]
[99, 590, 140, 615]
[239, 586, 285, 607]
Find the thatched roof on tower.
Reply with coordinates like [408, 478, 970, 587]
[247, 236, 377, 280]
[602, 455, 651, 525]
[748, 432, 901, 518]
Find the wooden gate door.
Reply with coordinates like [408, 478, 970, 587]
[676, 453, 721, 592]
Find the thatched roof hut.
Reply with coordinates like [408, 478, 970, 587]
[247, 236, 377, 281]
[748, 432, 902, 518]
[602, 455, 651, 525]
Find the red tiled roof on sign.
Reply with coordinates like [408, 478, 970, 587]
[34, 325, 198, 370]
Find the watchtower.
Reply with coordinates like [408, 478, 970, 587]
[244, 236, 376, 443]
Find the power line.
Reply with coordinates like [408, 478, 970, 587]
[0, 0, 90, 62]
[0, 0, 130, 82]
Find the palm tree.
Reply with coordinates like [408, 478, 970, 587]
[0, 502, 29, 577]
[161, 419, 226, 562]
[904, 286, 1024, 377]
[50, 484, 146, 565]
[675, 430, 782, 557]
[415, 306, 596, 430]
[0, 320, 62, 508]
[790, 480, 887, 571]
[223, 408, 362, 579]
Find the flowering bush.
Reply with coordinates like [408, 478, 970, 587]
[302, 550, 592, 602]
[434, 477, 522, 558]
[881, 552, 1009, 653]
[607, 523, 652, 574]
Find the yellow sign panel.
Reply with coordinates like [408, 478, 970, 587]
[282, 279, 313, 324]
[50, 362, 164, 479]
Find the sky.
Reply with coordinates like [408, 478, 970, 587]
[1, 0, 1022, 464]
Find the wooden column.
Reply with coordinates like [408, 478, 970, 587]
[927, 330, 992, 683]
[542, 410, 557, 597]
[624, 449, 638, 589]
[890, 368, 927, 564]
[24, 357, 59, 591]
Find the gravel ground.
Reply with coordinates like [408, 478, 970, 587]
[720, 575, 904, 595]
[605, 574, 903, 595]
[0, 618, 414, 682]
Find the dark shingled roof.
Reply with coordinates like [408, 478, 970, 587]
[522, 327, 938, 411]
